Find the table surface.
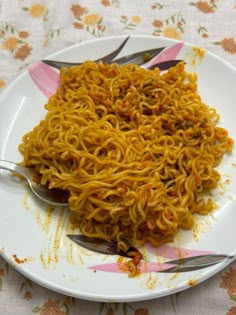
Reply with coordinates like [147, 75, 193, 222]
[0, 1, 236, 314]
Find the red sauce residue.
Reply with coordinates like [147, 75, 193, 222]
[117, 256, 129, 273]
[117, 250, 143, 277]
[12, 254, 27, 264]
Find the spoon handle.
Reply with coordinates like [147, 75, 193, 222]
[0, 159, 31, 181]
[0, 159, 69, 206]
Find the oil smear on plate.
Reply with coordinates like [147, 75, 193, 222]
[184, 46, 205, 71]
[31, 205, 84, 269]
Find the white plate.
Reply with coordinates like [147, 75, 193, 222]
[0, 35, 236, 302]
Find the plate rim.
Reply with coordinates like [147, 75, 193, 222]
[0, 34, 236, 302]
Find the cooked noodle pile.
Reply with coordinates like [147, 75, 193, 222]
[19, 61, 233, 253]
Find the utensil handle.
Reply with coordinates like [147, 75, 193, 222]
[0, 159, 30, 180]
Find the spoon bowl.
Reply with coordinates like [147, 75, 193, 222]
[0, 159, 69, 206]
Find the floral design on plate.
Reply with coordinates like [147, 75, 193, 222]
[28, 37, 184, 98]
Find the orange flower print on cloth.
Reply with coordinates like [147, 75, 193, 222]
[227, 306, 236, 315]
[20, 4, 54, 47]
[106, 307, 115, 315]
[152, 12, 185, 39]
[152, 20, 163, 28]
[24, 291, 32, 300]
[101, 0, 110, 6]
[101, 0, 120, 7]
[73, 22, 84, 30]
[220, 267, 236, 297]
[71, 3, 105, 37]
[14, 43, 32, 61]
[0, 23, 32, 61]
[21, 3, 48, 20]
[84, 13, 101, 26]
[220, 38, 236, 54]
[18, 31, 30, 39]
[32, 299, 68, 315]
[163, 26, 181, 39]
[218, 265, 236, 315]
[29, 4, 47, 18]
[213, 38, 236, 54]
[0, 80, 6, 89]
[20, 279, 33, 301]
[135, 307, 150, 315]
[120, 15, 142, 30]
[189, 0, 218, 14]
[2, 36, 18, 50]
[71, 4, 87, 18]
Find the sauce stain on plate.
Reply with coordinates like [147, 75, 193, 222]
[66, 241, 79, 266]
[192, 213, 216, 242]
[35, 206, 55, 234]
[145, 273, 158, 290]
[53, 207, 68, 263]
[12, 254, 35, 265]
[40, 253, 47, 269]
[218, 174, 231, 196]
[39, 207, 68, 268]
[184, 46, 205, 71]
[37, 207, 84, 269]
[22, 192, 30, 210]
[167, 271, 180, 286]
[188, 278, 198, 286]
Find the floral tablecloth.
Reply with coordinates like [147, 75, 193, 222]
[0, 1, 236, 314]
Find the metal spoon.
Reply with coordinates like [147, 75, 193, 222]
[0, 159, 69, 206]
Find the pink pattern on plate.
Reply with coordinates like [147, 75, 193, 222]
[150, 42, 184, 66]
[28, 61, 59, 98]
[145, 243, 214, 259]
[88, 261, 174, 274]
